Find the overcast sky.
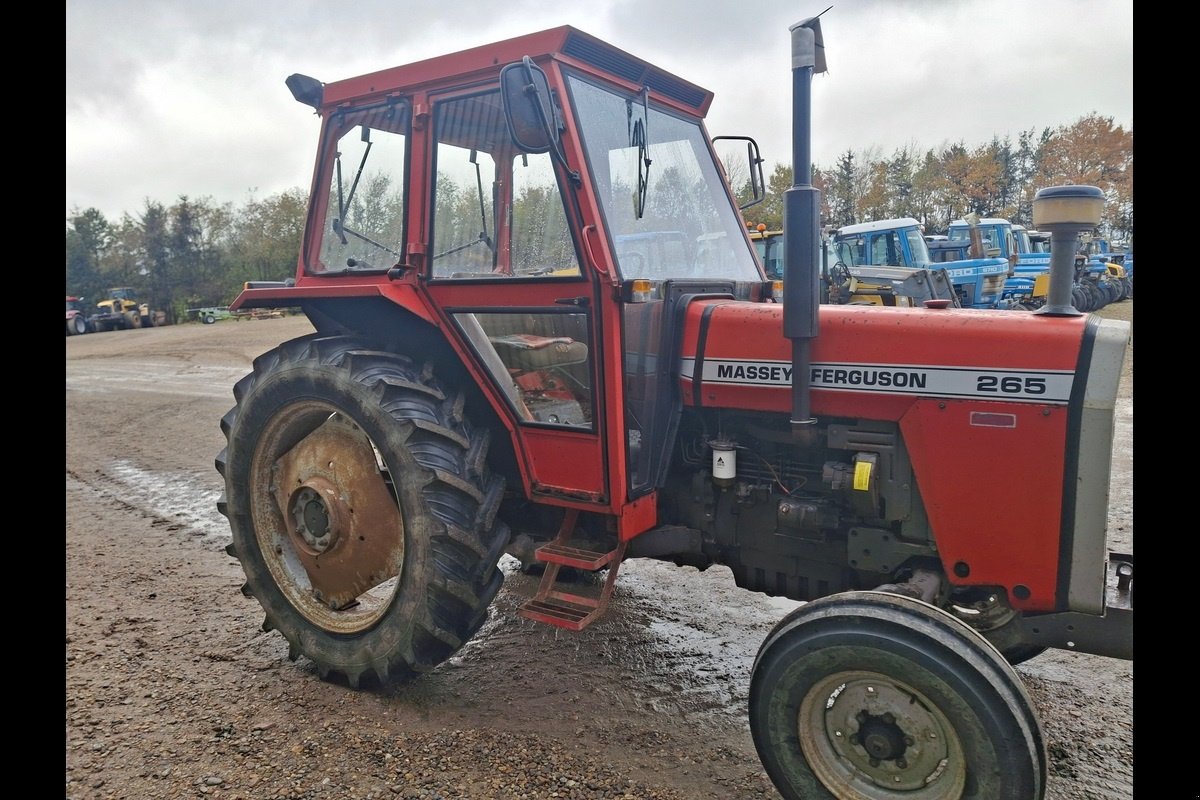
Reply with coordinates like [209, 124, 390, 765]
[65, 0, 1132, 222]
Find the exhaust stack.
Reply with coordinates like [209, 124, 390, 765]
[1032, 185, 1104, 317]
[783, 14, 827, 434]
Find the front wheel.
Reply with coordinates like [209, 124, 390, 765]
[749, 591, 1046, 800]
[216, 335, 509, 688]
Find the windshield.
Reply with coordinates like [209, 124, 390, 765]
[949, 224, 1000, 252]
[566, 73, 759, 282]
[904, 227, 931, 264]
[310, 101, 410, 274]
[1013, 228, 1032, 254]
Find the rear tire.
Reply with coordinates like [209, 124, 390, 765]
[216, 335, 509, 688]
[749, 591, 1046, 800]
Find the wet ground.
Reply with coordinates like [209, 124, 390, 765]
[66, 305, 1132, 799]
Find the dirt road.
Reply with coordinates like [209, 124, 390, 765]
[66, 304, 1133, 800]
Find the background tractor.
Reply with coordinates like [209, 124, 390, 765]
[749, 224, 959, 307]
[215, 18, 1131, 800]
[88, 287, 160, 332]
[66, 295, 91, 335]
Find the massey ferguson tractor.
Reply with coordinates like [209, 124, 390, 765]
[217, 17, 1132, 799]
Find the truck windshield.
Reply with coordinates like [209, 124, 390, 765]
[565, 73, 759, 282]
[1013, 228, 1033, 254]
[904, 228, 931, 265]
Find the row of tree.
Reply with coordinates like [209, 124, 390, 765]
[733, 113, 1132, 241]
[66, 113, 1131, 322]
[66, 191, 307, 325]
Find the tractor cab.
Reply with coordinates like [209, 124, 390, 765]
[236, 27, 771, 525]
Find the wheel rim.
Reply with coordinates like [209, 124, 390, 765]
[249, 399, 405, 634]
[798, 669, 966, 799]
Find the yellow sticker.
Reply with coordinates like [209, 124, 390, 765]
[853, 460, 872, 491]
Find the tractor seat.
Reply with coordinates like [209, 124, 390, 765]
[489, 334, 589, 372]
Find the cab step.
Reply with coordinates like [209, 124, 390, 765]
[516, 510, 626, 632]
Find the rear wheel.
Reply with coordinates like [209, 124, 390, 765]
[68, 315, 87, 335]
[749, 591, 1046, 800]
[203, 313, 216, 325]
[216, 334, 509, 687]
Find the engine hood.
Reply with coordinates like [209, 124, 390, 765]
[679, 300, 1101, 420]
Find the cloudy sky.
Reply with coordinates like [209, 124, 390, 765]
[65, 0, 1133, 222]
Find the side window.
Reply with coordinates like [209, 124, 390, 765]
[431, 91, 579, 279]
[510, 153, 580, 277]
[453, 311, 592, 427]
[869, 232, 899, 265]
[840, 236, 867, 265]
[313, 103, 409, 274]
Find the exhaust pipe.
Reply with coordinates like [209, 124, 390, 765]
[783, 13, 827, 435]
[1032, 185, 1104, 317]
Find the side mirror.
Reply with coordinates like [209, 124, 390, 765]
[713, 135, 766, 210]
[500, 57, 557, 154]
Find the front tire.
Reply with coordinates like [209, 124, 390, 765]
[216, 335, 509, 688]
[749, 591, 1046, 800]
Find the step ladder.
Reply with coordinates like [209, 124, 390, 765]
[516, 509, 627, 631]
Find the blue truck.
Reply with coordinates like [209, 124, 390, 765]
[836, 217, 1011, 308]
[749, 224, 960, 307]
[1079, 235, 1133, 302]
[947, 217, 1124, 312]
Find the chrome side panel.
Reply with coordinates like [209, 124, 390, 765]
[1068, 318, 1130, 614]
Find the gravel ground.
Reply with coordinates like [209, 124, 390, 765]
[66, 299, 1132, 800]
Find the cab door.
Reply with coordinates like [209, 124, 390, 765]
[419, 87, 612, 506]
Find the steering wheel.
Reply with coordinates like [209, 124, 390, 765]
[827, 260, 853, 303]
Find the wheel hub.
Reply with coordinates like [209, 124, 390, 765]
[856, 711, 908, 762]
[802, 672, 964, 797]
[258, 410, 405, 613]
[287, 478, 347, 554]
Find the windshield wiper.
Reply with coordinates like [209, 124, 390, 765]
[331, 220, 401, 259]
[627, 88, 651, 219]
[334, 126, 375, 244]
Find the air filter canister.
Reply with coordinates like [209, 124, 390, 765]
[710, 438, 736, 487]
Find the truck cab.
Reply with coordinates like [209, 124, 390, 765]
[750, 223, 958, 306]
[835, 217, 1010, 308]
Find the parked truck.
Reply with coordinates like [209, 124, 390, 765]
[950, 218, 1123, 312]
[1079, 233, 1133, 302]
[749, 224, 959, 307]
[834, 217, 1011, 308]
[66, 295, 90, 335]
[215, 19, 1131, 800]
[88, 287, 160, 332]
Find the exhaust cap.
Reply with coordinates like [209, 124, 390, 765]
[1032, 185, 1104, 317]
[1032, 185, 1104, 229]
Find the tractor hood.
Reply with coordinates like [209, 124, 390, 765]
[678, 300, 1125, 422]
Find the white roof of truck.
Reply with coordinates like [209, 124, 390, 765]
[836, 218, 921, 236]
[948, 218, 1011, 227]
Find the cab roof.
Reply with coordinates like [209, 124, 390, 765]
[320, 26, 713, 115]
[949, 218, 1011, 227]
[836, 218, 921, 236]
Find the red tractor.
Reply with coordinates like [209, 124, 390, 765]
[217, 17, 1131, 799]
[66, 295, 90, 335]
